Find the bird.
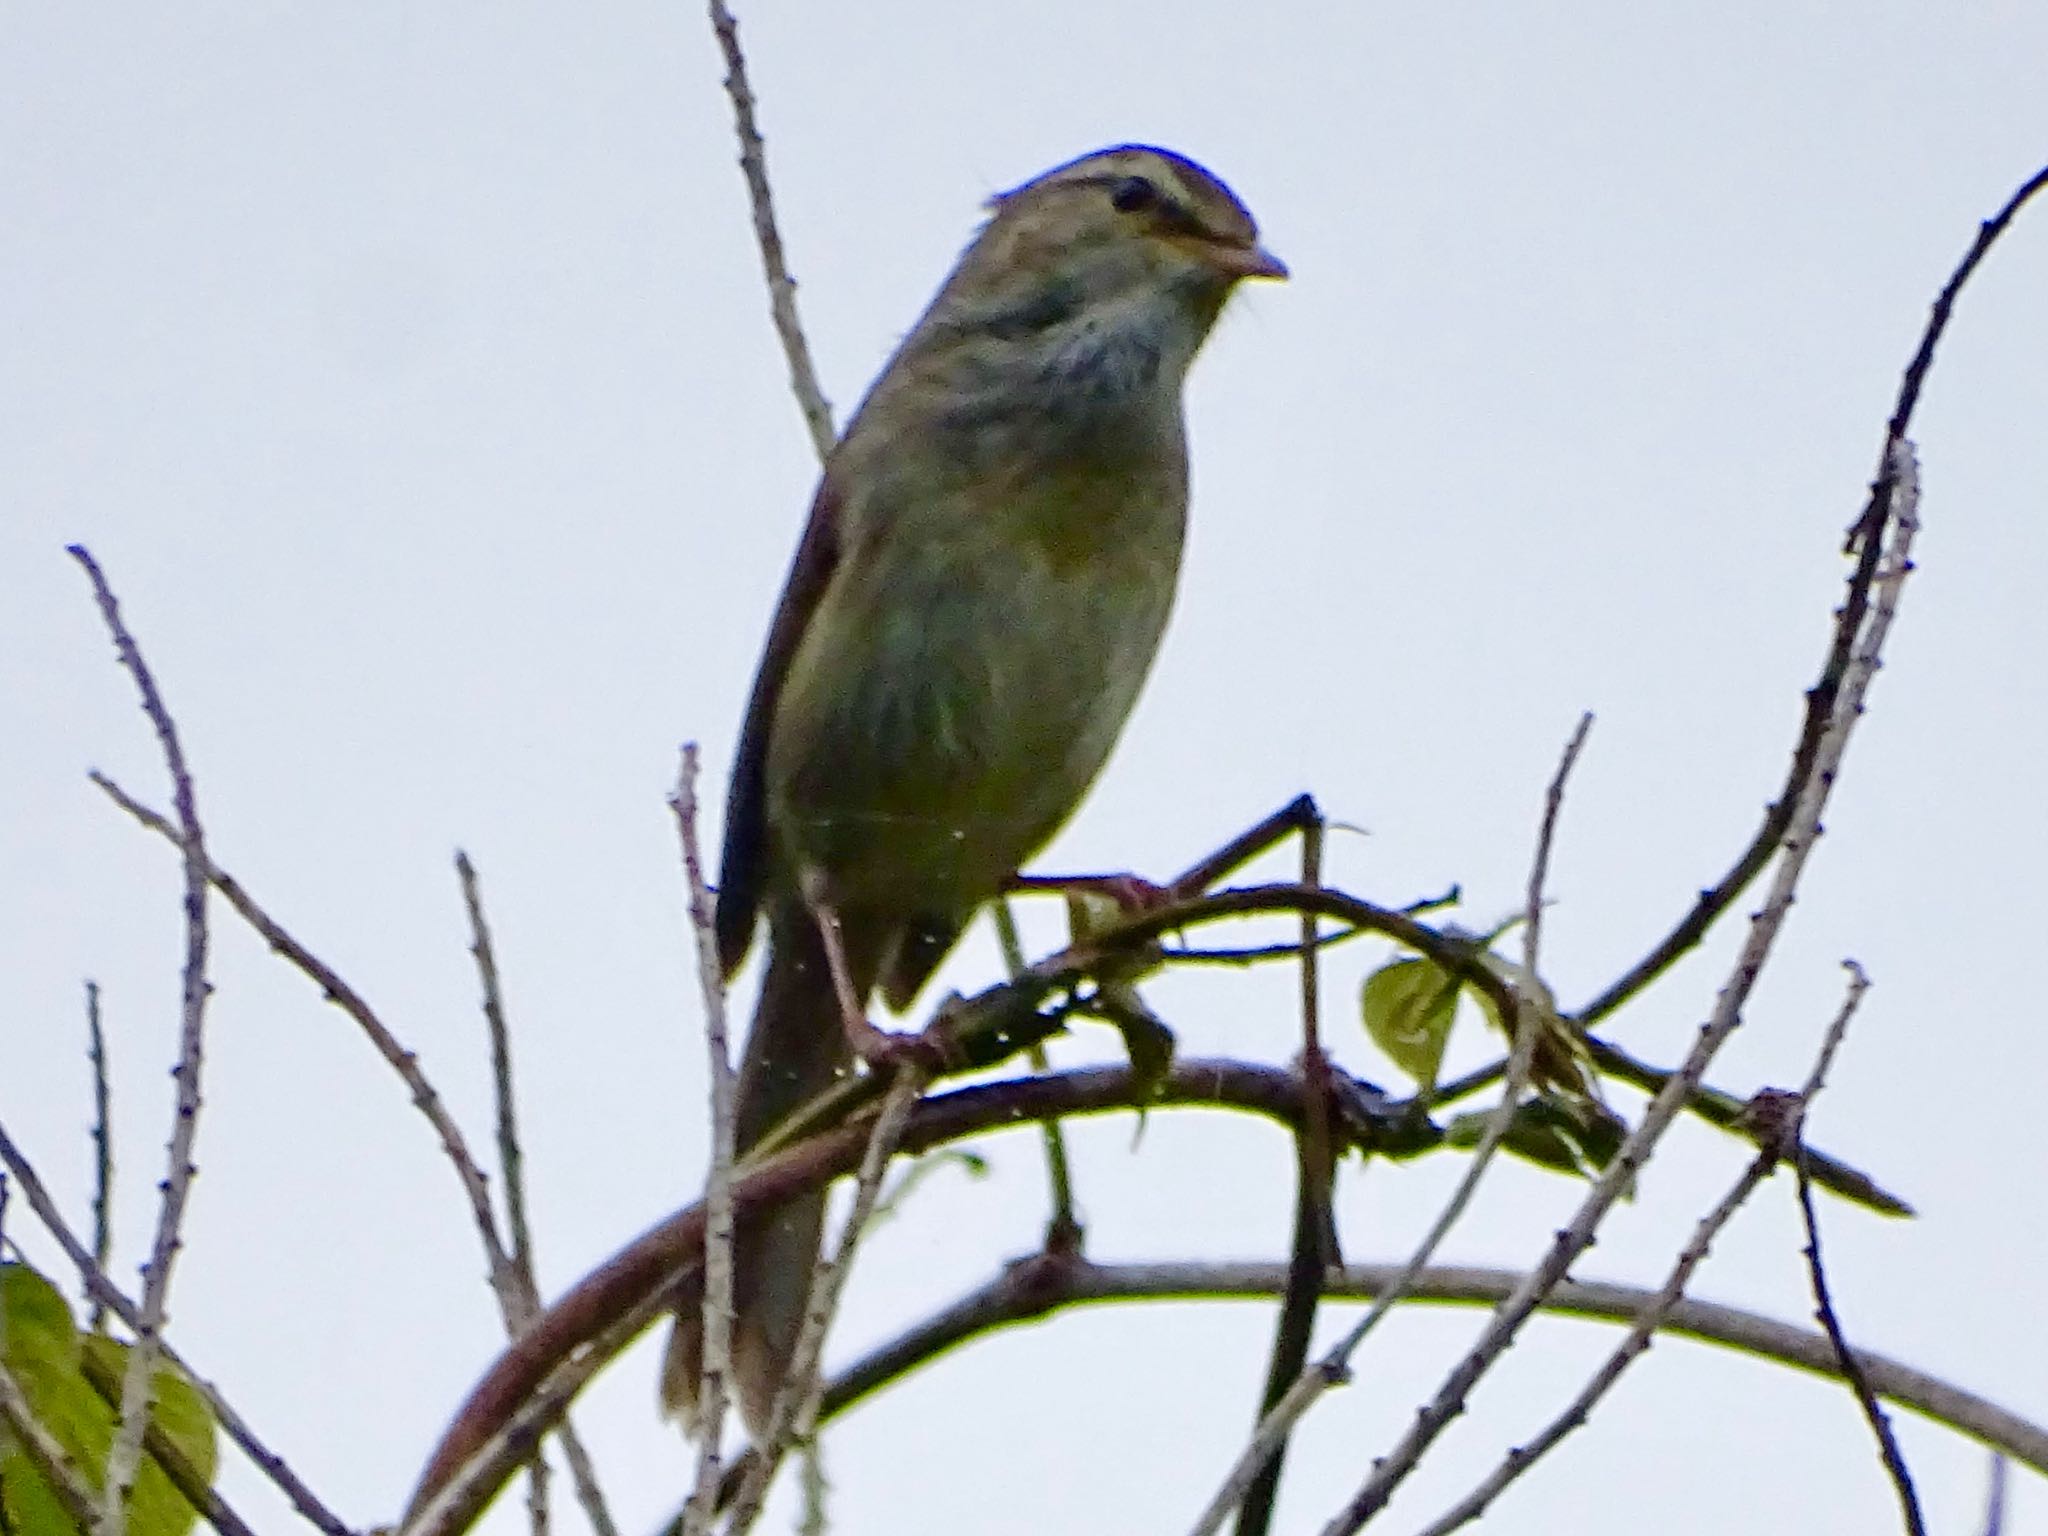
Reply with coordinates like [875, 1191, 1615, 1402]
[663, 143, 1285, 1435]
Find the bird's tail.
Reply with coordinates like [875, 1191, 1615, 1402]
[662, 906, 862, 1435]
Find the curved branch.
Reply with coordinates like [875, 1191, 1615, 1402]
[1577, 160, 2048, 1028]
[816, 1260, 2048, 1477]
[401, 1059, 1337, 1527]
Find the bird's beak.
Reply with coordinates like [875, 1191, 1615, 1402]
[1209, 240, 1289, 281]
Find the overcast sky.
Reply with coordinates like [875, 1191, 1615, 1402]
[5, 6, 2047, 1535]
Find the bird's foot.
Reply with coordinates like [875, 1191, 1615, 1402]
[845, 1012, 958, 1076]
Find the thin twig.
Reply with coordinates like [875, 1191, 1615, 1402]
[1980, 1456, 2009, 1536]
[1164, 926, 1368, 965]
[1165, 795, 1323, 898]
[994, 899, 1080, 1250]
[1795, 1159, 1924, 1534]
[725, 1071, 925, 1534]
[458, 852, 538, 1318]
[1524, 713, 1593, 974]
[1308, 443, 1921, 1536]
[93, 773, 518, 1302]
[1232, 809, 1334, 1536]
[670, 746, 739, 1536]
[705, 0, 834, 462]
[86, 978, 113, 1330]
[455, 852, 549, 1536]
[1408, 966, 1872, 1535]
[0, 1121, 353, 1536]
[1578, 160, 2048, 1028]
[69, 545, 214, 1536]
[456, 851, 617, 1536]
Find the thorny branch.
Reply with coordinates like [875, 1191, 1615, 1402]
[70, 546, 215, 1536]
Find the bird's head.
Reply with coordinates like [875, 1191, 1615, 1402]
[936, 144, 1286, 337]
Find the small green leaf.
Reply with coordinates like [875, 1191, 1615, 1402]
[1360, 957, 1460, 1091]
[0, 1263, 218, 1536]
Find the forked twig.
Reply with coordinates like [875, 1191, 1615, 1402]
[92, 775, 517, 1294]
[1408, 965, 1872, 1534]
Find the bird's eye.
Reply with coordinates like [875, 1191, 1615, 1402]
[1109, 176, 1160, 214]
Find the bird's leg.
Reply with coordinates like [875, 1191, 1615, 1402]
[804, 890, 948, 1073]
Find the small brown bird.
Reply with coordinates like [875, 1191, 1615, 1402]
[664, 144, 1284, 1432]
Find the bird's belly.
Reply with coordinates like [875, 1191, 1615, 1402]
[766, 539, 1175, 915]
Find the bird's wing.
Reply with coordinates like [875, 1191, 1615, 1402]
[715, 474, 844, 977]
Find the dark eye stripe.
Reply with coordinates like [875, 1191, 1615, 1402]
[1110, 175, 1159, 213]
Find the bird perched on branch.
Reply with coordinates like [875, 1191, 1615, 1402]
[664, 143, 1285, 1434]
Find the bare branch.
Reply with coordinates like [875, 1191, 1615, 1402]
[456, 851, 618, 1536]
[86, 978, 113, 1330]
[403, 1057, 1348, 1525]
[1980, 1456, 2009, 1536]
[992, 899, 1080, 1252]
[69, 545, 215, 1536]
[1231, 806, 1334, 1536]
[1409, 966, 1872, 1535]
[1787, 968, 1924, 1536]
[705, 0, 834, 462]
[1580, 160, 2048, 1028]
[93, 773, 518, 1305]
[725, 1070, 926, 1534]
[668, 746, 739, 1535]
[1795, 1157, 1924, 1534]
[812, 1257, 2048, 1475]
[1308, 443, 1922, 1536]
[403, 1286, 674, 1536]
[1524, 712, 1593, 973]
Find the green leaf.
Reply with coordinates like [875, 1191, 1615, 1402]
[1360, 957, 1460, 1091]
[0, 1263, 218, 1536]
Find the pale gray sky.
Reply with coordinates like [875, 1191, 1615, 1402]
[5, 6, 2047, 1534]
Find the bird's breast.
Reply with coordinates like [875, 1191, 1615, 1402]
[764, 465, 1185, 917]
